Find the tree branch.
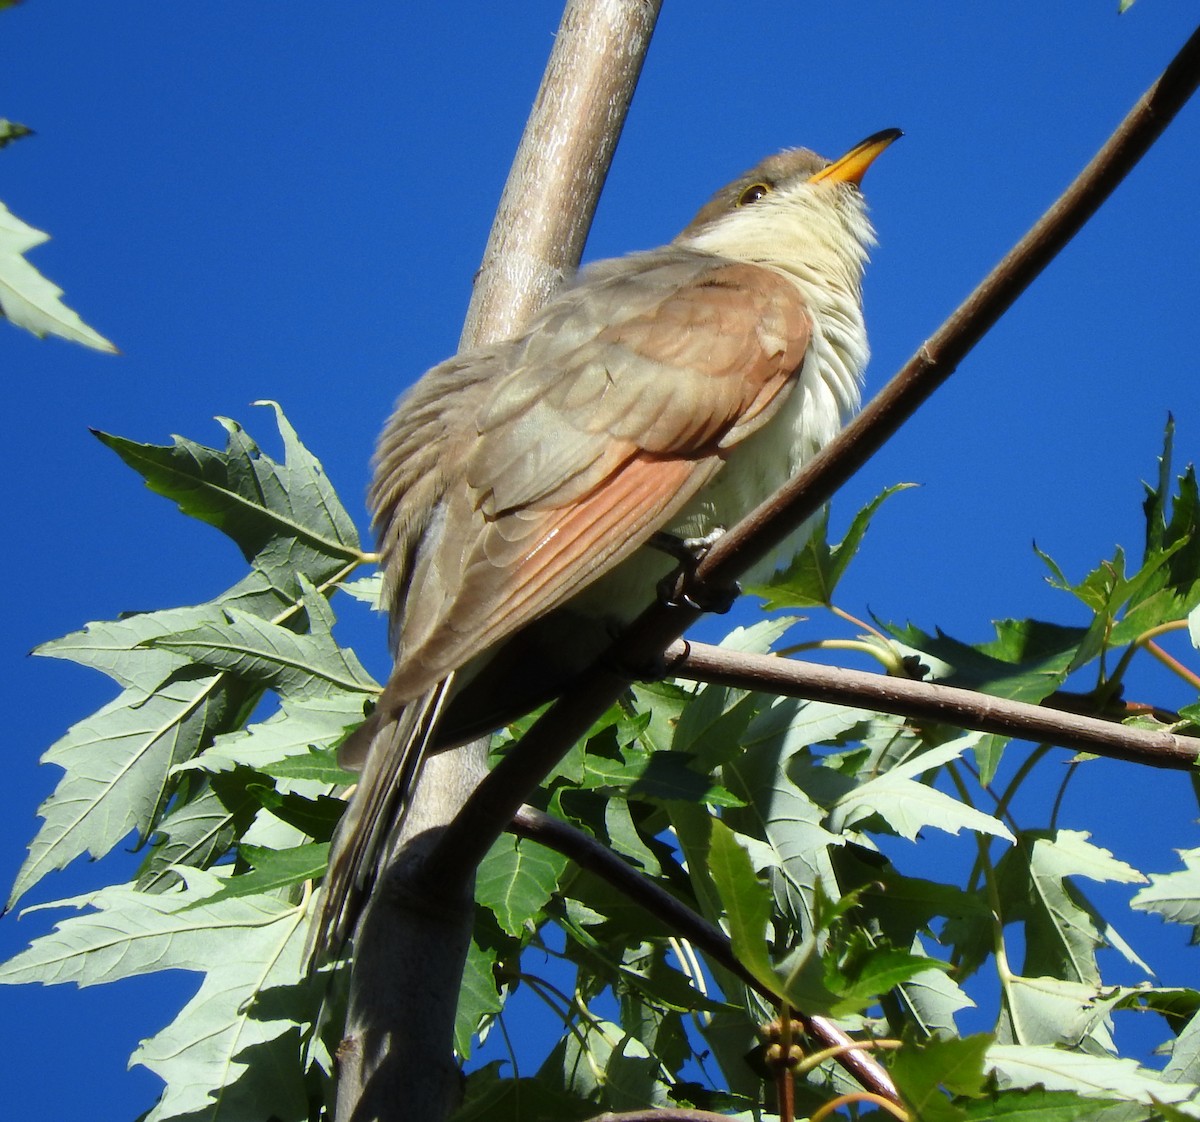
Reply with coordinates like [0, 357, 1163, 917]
[426, 23, 1200, 880]
[667, 640, 1200, 769]
[512, 806, 900, 1103]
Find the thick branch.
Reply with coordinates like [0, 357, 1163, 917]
[460, 1, 662, 348]
[513, 806, 900, 1103]
[426, 26, 1200, 881]
[668, 640, 1200, 770]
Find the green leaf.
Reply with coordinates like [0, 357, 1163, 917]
[476, 835, 568, 937]
[827, 735, 1016, 844]
[136, 771, 260, 892]
[706, 819, 781, 995]
[749, 482, 914, 608]
[960, 1087, 1119, 1120]
[886, 618, 1083, 704]
[196, 695, 367, 775]
[250, 784, 345, 842]
[36, 603, 234, 692]
[9, 671, 254, 909]
[0, 869, 320, 1122]
[181, 843, 329, 909]
[455, 1063, 595, 1122]
[455, 938, 503, 1059]
[988, 1043, 1200, 1108]
[890, 1032, 991, 1121]
[94, 403, 363, 588]
[147, 600, 378, 703]
[264, 743, 358, 785]
[0, 198, 116, 350]
[722, 731, 844, 935]
[1133, 847, 1200, 934]
[0, 119, 33, 147]
[831, 946, 951, 1018]
[998, 830, 1146, 986]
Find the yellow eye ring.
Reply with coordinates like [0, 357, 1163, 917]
[737, 182, 772, 206]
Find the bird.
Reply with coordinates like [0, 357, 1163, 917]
[314, 128, 900, 958]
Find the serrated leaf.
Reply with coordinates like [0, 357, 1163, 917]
[886, 619, 1083, 704]
[1133, 848, 1200, 932]
[9, 672, 253, 909]
[0, 870, 320, 1122]
[456, 938, 504, 1059]
[455, 1063, 596, 1122]
[1000, 830, 1146, 986]
[828, 735, 1016, 844]
[476, 835, 568, 937]
[997, 975, 1117, 1049]
[181, 843, 328, 909]
[35, 603, 233, 692]
[832, 947, 951, 1017]
[250, 785, 345, 842]
[94, 404, 363, 589]
[960, 1087, 1119, 1120]
[890, 1032, 991, 1121]
[540, 1015, 670, 1111]
[137, 773, 260, 892]
[749, 483, 913, 609]
[0, 198, 116, 350]
[149, 603, 378, 702]
[338, 572, 384, 607]
[988, 1043, 1200, 1108]
[723, 730, 845, 933]
[264, 744, 358, 785]
[194, 695, 367, 775]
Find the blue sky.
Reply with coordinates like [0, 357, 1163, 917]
[3, 3, 1200, 1117]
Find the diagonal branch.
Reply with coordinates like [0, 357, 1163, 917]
[426, 24, 1200, 885]
[512, 805, 900, 1102]
[694, 19, 1200, 589]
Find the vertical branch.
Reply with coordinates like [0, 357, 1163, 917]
[335, 5, 662, 1121]
[460, 0, 664, 349]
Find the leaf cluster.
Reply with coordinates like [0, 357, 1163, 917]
[4, 409, 1200, 1122]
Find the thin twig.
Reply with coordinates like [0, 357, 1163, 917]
[512, 806, 900, 1103]
[668, 640, 1200, 770]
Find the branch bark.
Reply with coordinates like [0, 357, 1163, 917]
[668, 640, 1200, 769]
[512, 806, 900, 1103]
[337, 5, 662, 1121]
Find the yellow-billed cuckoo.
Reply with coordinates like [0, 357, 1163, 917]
[316, 129, 900, 956]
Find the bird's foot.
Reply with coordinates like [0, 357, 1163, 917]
[649, 527, 740, 613]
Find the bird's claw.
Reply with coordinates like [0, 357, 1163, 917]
[656, 571, 741, 614]
[647, 527, 727, 565]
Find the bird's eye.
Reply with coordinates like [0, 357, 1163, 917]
[737, 182, 771, 206]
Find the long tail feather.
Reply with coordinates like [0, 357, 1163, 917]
[310, 675, 454, 961]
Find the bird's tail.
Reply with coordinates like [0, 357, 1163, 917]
[309, 675, 454, 962]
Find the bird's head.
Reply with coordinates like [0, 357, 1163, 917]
[675, 129, 901, 284]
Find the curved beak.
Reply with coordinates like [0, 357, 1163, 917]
[809, 128, 903, 186]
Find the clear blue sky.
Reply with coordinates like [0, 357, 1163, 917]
[3, 4, 1199, 1117]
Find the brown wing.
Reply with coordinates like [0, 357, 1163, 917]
[373, 250, 812, 702]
